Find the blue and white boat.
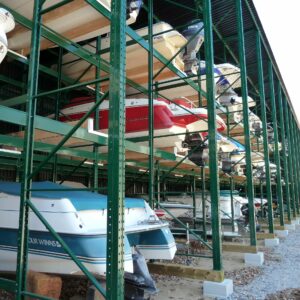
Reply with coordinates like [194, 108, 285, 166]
[0, 181, 176, 276]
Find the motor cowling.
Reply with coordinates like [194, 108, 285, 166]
[183, 132, 208, 167]
[0, 8, 15, 64]
[127, 0, 143, 19]
[181, 20, 204, 75]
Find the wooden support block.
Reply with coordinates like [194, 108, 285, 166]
[222, 243, 257, 253]
[27, 271, 62, 300]
[175, 238, 187, 244]
[261, 219, 292, 225]
[86, 281, 106, 300]
[256, 233, 275, 240]
[261, 225, 285, 231]
[148, 263, 224, 282]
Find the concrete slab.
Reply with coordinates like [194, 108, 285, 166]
[244, 252, 264, 266]
[203, 279, 233, 299]
[285, 224, 296, 231]
[264, 238, 280, 247]
[275, 229, 289, 238]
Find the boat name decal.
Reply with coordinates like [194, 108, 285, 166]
[29, 237, 61, 248]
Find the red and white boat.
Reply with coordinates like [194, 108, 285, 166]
[58, 97, 226, 152]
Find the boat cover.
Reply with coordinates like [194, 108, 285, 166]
[0, 181, 145, 210]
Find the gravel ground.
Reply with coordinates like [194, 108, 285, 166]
[232, 228, 300, 299]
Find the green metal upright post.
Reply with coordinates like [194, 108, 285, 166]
[16, 0, 44, 298]
[256, 35, 274, 231]
[260, 181, 264, 218]
[289, 111, 300, 214]
[106, 0, 127, 298]
[156, 161, 161, 206]
[236, 0, 256, 245]
[52, 47, 63, 182]
[148, 0, 154, 209]
[93, 36, 101, 192]
[192, 175, 197, 229]
[230, 177, 235, 232]
[284, 99, 297, 218]
[203, 0, 222, 270]
[278, 91, 291, 221]
[295, 120, 300, 212]
[294, 120, 300, 212]
[201, 167, 207, 241]
[197, 52, 203, 107]
[268, 64, 284, 227]
[293, 118, 300, 213]
[297, 125, 300, 210]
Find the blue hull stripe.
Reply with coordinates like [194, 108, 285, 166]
[0, 245, 132, 265]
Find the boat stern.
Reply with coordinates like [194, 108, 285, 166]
[127, 227, 177, 260]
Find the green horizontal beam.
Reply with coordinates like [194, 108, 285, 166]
[0, 94, 27, 107]
[0, 74, 26, 89]
[40, 0, 73, 15]
[22, 291, 55, 300]
[0, 105, 177, 161]
[0, 278, 16, 293]
[0, 134, 96, 160]
[6, 50, 90, 88]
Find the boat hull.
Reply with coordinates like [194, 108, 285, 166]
[4, 0, 141, 54]
[61, 22, 186, 88]
[58, 98, 226, 152]
[0, 181, 177, 276]
[0, 228, 133, 276]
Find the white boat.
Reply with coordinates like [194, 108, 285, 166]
[145, 61, 256, 109]
[252, 160, 277, 180]
[0, 8, 15, 64]
[0, 181, 176, 276]
[61, 21, 194, 87]
[201, 190, 247, 220]
[158, 202, 193, 220]
[2, 0, 142, 54]
[157, 190, 247, 221]
[137, 61, 241, 102]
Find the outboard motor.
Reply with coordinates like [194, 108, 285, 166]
[253, 165, 266, 180]
[0, 8, 15, 64]
[267, 125, 274, 143]
[221, 158, 234, 174]
[218, 91, 239, 106]
[181, 20, 204, 75]
[218, 150, 232, 174]
[183, 132, 208, 167]
[124, 249, 158, 299]
[252, 121, 262, 137]
[127, 0, 143, 20]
